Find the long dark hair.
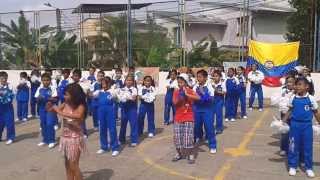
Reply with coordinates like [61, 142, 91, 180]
[143, 76, 155, 87]
[65, 83, 87, 117]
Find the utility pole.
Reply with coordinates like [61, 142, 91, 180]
[56, 8, 62, 33]
[179, 0, 186, 66]
[0, 15, 2, 62]
[313, 0, 318, 71]
[127, 0, 133, 67]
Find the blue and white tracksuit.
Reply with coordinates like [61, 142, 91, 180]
[30, 76, 41, 116]
[113, 78, 124, 120]
[164, 79, 178, 124]
[248, 70, 264, 109]
[193, 82, 217, 149]
[119, 86, 138, 144]
[57, 78, 69, 103]
[212, 80, 226, 132]
[94, 89, 119, 151]
[87, 75, 96, 115]
[236, 75, 247, 117]
[0, 83, 15, 141]
[225, 76, 240, 120]
[288, 93, 318, 170]
[138, 86, 156, 136]
[16, 79, 30, 121]
[35, 86, 57, 144]
[90, 81, 101, 129]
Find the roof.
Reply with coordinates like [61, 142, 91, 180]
[153, 11, 227, 25]
[199, 0, 296, 13]
[73, 3, 152, 13]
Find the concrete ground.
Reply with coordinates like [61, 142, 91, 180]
[1, 97, 320, 180]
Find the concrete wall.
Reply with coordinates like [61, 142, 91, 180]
[5, 70, 320, 101]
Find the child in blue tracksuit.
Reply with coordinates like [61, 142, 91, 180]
[113, 68, 124, 121]
[94, 77, 120, 156]
[164, 69, 178, 125]
[71, 69, 88, 137]
[138, 76, 156, 138]
[284, 77, 320, 178]
[87, 67, 96, 115]
[211, 70, 226, 134]
[248, 64, 264, 111]
[193, 69, 217, 154]
[89, 70, 104, 130]
[16, 72, 30, 122]
[119, 75, 139, 146]
[225, 68, 240, 122]
[58, 69, 70, 103]
[0, 71, 15, 145]
[35, 73, 58, 149]
[30, 69, 41, 117]
[236, 66, 247, 119]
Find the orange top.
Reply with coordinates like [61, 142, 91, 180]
[173, 88, 195, 123]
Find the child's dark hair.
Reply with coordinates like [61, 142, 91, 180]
[187, 68, 194, 77]
[101, 77, 112, 89]
[287, 69, 298, 78]
[65, 83, 87, 117]
[228, 67, 236, 73]
[213, 70, 222, 77]
[197, 69, 208, 78]
[143, 76, 155, 87]
[31, 69, 40, 76]
[237, 66, 245, 71]
[286, 76, 295, 82]
[295, 77, 309, 86]
[177, 76, 187, 84]
[115, 68, 122, 73]
[20, 72, 28, 79]
[41, 73, 51, 80]
[89, 66, 96, 71]
[97, 70, 105, 76]
[166, 69, 178, 79]
[45, 68, 52, 74]
[72, 69, 82, 77]
[62, 69, 70, 75]
[0, 71, 8, 78]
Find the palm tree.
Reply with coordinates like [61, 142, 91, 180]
[0, 11, 52, 68]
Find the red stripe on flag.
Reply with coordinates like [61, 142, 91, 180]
[262, 77, 282, 87]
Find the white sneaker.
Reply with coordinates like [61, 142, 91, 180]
[22, 118, 28, 122]
[279, 150, 286, 156]
[38, 142, 45, 147]
[210, 148, 217, 154]
[54, 125, 59, 131]
[249, 108, 253, 111]
[131, 143, 137, 147]
[259, 108, 263, 112]
[15, 118, 20, 122]
[5, 139, 13, 145]
[148, 133, 154, 138]
[225, 118, 230, 122]
[83, 135, 88, 139]
[96, 149, 106, 154]
[94, 127, 99, 131]
[112, 151, 119, 157]
[288, 168, 296, 176]
[306, 169, 315, 178]
[48, 143, 56, 149]
[243, 116, 248, 119]
[27, 114, 33, 118]
[230, 118, 236, 122]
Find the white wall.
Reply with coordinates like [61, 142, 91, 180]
[5, 70, 320, 101]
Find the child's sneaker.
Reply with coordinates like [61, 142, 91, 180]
[230, 118, 236, 122]
[54, 125, 59, 131]
[83, 135, 88, 139]
[243, 116, 248, 119]
[172, 154, 182, 162]
[38, 142, 45, 147]
[93, 127, 99, 131]
[96, 149, 106, 154]
[288, 168, 296, 176]
[15, 118, 20, 122]
[112, 151, 120, 157]
[306, 169, 315, 178]
[48, 143, 56, 149]
[131, 143, 137, 147]
[258, 108, 263, 112]
[225, 118, 230, 122]
[22, 118, 28, 122]
[188, 155, 195, 164]
[210, 148, 217, 154]
[249, 108, 253, 111]
[148, 133, 154, 138]
[279, 150, 286, 156]
[27, 114, 33, 118]
[5, 139, 13, 145]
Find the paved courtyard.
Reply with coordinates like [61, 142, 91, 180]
[1, 97, 320, 180]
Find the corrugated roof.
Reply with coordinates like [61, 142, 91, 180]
[73, 3, 152, 13]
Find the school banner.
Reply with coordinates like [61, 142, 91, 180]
[135, 67, 160, 86]
[247, 40, 300, 87]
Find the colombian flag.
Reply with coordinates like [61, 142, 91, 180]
[247, 40, 300, 87]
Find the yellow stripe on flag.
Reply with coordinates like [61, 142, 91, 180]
[248, 40, 300, 66]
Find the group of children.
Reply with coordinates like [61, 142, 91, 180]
[273, 67, 319, 178]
